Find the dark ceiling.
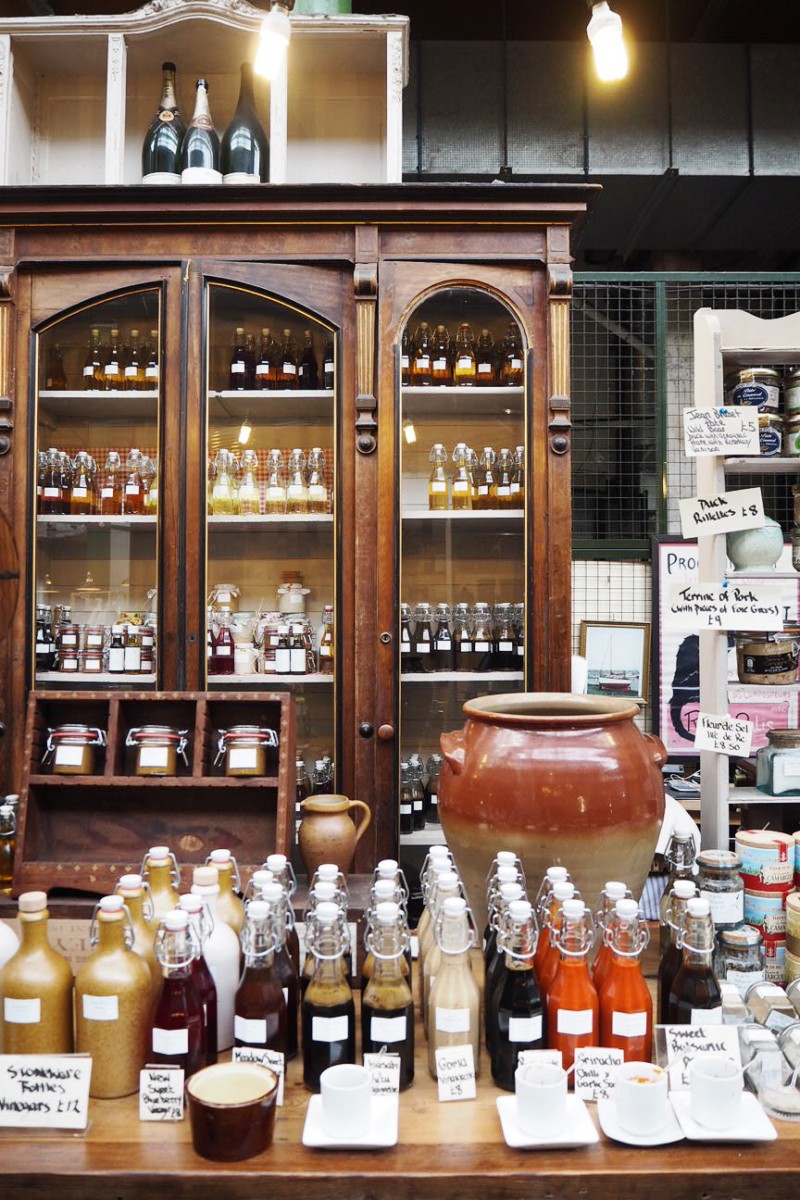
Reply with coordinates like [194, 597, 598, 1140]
[1, 0, 800, 43]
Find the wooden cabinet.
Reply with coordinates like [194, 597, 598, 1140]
[0, 181, 596, 878]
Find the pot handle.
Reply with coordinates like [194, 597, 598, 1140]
[440, 730, 466, 776]
[643, 732, 668, 769]
[347, 800, 372, 846]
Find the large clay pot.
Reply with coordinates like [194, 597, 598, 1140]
[298, 794, 372, 878]
[439, 693, 666, 931]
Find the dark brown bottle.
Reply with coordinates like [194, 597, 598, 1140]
[234, 900, 287, 1057]
[260, 882, 299, 1059]
[666, 897, 722, 1024]
[301, 901, 355, 1091]
[657, 879, 696, 1023]
[361, 902, 414, 1090]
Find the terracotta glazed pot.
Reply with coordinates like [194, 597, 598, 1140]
[298, 793, 372, 878]
[439, 693, 666, 931]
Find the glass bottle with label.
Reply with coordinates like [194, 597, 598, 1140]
[212, 609, 235, 676]
[278, 329, 299, 389]
[546, 898, 597, 1073]
[82, 327, 104, 390]
[264, 449, 287, 514]
[597, 898, 652, 1062]
[362, 878, 410, 986]
[255, 328, 276, 390]
[191, 865, 241, 1052]
[286, 448, 308, 513]
[512, 445, 525, 507]
[150, 908, 205, 1077]
[177, 893, 218, 1065]
[452, 602, 474, 671]
[472, 602, 494, 672]
[431, 325, 452, 386]
[220, 61, 269, 184]
[491, 603, 517, 672]
[145, 328, 160, 388]
[696, 849, 744, 940]
[400, 602, 414, 671]
[412, 603, 434, 671]
[141, 61, 186, 183]
[142, 845, 180, 919]
[76, 895, 152, 1097]
[58, 452, 73, 512]
[234, 899, 287, 1058]
[495, 448, 515, 510]
[322, 336, 335, 390]
[229, 327, 249, 390]
[362, 900, 415, 1089]
[103, 327, 124, 391]
[408, 752, 426, 831]
[666, 896, 722, 1025]
[474, 447, 497, 510]
[716, 925, 765, 999]
[400, 329, 412, 386]
[302, 901, 355, 1091]
[259, 880, 299, 1059]
[475, 328, 496, 386]
[659, 820, 698, 957]
[141, 455, 158, 514]
[298, 330, 319, 390]
[657, 879, 696, 1023]
[537, 884, 580, 1004]
[591, 880, 630, 993]
[307, 447, 328, 513]
[489, 899, 545, 1089]
[123, 625, 141, 674]
[39, 447, 64, 514]
[181, 78, 221, 184]
[500, 321, 524, 386]
[115, 872, 161, 1002]
[399, 759, 414, 836]
[428, 443, 449, 510]
[0, 890, 72, 1054]
[126, 329, 146, 391]
[421, 870, 462, 1033]
[211, 448, 237, 515]
[425, 753, 443, 827]
[452, 322, 477, 386]
[451, 442, 473, 511]
[237, 448, 260, 515]
[484, 877, 525, 1054]
[69, 451, 97, 515]
[430, 602, 453, 671]
[415, 847, 453, 958]
[207, 848, 245, 934]
[428, 896, 481, 1080]
[107, 624, 126, 673]
[318, 605, 335, 675]
[411, 322, 433, 386]
[121, 448, 145, 515]
[34, 605, 57, 672]
[98, 451, 122, 515]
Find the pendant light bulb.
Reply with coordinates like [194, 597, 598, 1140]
[587, 1, 628, 82]
[254, 2, 292, 81]
[403, 419, 417, 445]
[238, 419, 252, 445]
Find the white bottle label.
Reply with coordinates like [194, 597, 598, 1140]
[275, 648, 291, 673]
[153, 1026, 189, 1054]
[700, 889, 744, 924]
[508, 1014, 542, 1042]
[235, 1015, 268, 1044]
[478, 485, 489, 495]
[43, 487, 60, 497]
[229, 747, 258, 770]
[54, 745, 85, 767]
[126, 484, 141, 495]
[61, 633, 78, 647]
[138, 746, 169, 769]
[556, 1008, 594, 1035]
[453, 482, 469, 493]
[510, 358, 523, 370]
[124, 648, 141, 671]
[231, 362, 245, 375]
[457, 356, 473, 369]
[370, 1015, 407, 1044]
[430, 482, 447, 493]
[433, 358, 447, 371]
[458, 641, 473, 653]
[612, 1010, 648, 1037]
[477, 363, 492, 374]
[146, 366, 159, 379]
[474, 641, 489, 652]
[82, 993, 119, 1021]
[413, 800, 423, 812]
[105, 365, 120, 377]
[416, 356, 430, 368]
[400, 803, 412, 815]
[498, 640, 513, 651]
[691, 1005, 723, 1024]
[4, 997, 41, 1024]
[416, 644, 430, 654]
[284, 363, 297, 375]
[435, 1007, 471, 1034]
[83, 365, 95, 378]
[312, 1014, 349, 1043]
[108, 647, 125, 671]
[125, 366, 139, 378]
[101, 487, 114, 498]
[215, 645, 232, 657]
[290, 647, 306, 672]
[308, 485, 326, 501]
[497, 486, 510, 497]
[72, 487, 88, 499]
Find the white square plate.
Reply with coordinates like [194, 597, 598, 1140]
[302, 1093, 399, 1149]
[670, 1090, 777, 1142]
[597, 1097, 684, 1147]
[496, 1093, 599, 1149]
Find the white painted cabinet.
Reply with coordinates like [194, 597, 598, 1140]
[0, 0, 408, 186]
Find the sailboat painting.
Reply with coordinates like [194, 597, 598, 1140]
[579, 621, 651, 702]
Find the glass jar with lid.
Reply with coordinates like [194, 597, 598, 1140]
[736, 628, 800, 686]
[745, 980, 798, 1033]
[43, 725, 106, 775]
[714, 924, 765, 998]
[732, 366, 782, 412]
[56, 647, 80, 673]
[696, 849, 744, 934]
[126, 726, 188, 777]
[214, 725, 279, 777]
[56, 622, 81, 652]
[757, 729, 800, 796]
[80, 648, 105, 674]
[82, 624, 107, 652]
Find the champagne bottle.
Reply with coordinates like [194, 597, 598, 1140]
[221, 62, 269, 185]
[181, 78, 222, 185]
[142, 61, 186, 185]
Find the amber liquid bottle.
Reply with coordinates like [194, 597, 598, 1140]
[301, 902, 355, 1091]
[666, 896, 722, 1024]
[234, 900, 287, 1058]
[361, 901, 415, 1090]
[0, 890, 74, 1054]
[150, 909, 205, 1077]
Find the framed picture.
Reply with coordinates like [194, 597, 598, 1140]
[579, 620, 651, 702]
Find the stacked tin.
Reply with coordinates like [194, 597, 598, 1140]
[736, 830, 795, 983]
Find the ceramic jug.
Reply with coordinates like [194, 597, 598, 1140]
[298, 794, 372, 877]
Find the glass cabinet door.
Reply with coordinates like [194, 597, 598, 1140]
[33, 290, 162, 687]
[205, 284, 338, 792]
[398, 287, 527, 842]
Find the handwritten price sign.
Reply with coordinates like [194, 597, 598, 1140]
[666, 581, 784, 631]
[679, 487, 765, 540]
[694, 712, 753, 756]
[0, 1055, 91, 1130]
[683, 407, 759, 457]
[573, 1047, 624, 1102]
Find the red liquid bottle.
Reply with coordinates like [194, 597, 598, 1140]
[591, 881, 629, 994]
[234, 899, 287, 1058]
[150, 908, 205, 1077]
[546, 899, 598, 1075]
[598, 898, 652, 1062]
[260, 881, 299, 1060]
[178, 892, 219, 1064]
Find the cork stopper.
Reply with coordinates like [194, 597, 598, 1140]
[18, 891, 47, 914]
[193, 865, 219, 889]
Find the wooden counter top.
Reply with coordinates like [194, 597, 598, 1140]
[1, 1020, 799, 1200]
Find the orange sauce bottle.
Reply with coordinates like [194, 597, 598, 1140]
[536, 881, 576, 1000]
[591, 880, 629, 994]
[598, 898, 652, 1062]
[546, 898, 598, 1074]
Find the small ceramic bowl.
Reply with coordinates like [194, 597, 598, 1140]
[186, 1062, 279, 1162]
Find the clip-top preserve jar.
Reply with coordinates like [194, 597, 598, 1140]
[215, 725, 278, 777]
[126, 726, 188, 777]
[757, 730, 800, 796]
[696, 849, 744, 933]
[44, 724, 106, 775]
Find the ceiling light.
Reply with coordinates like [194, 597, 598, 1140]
[238, 419, 252, 445]
[254, 1, 293, 81]
[587, 1, 628, 82]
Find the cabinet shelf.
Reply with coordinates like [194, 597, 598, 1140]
[724, 457, 800, 474]
[207, 514, 333, 530]
[401, 508, 523, 524]
[38, 391, 158, 420]
[400, 829, 447, 846]
[36, 515, 157, 530]
[208, 673, 333, 685]
[28, 773, 280, 788]
[401, 670, 523, 683]
[35, 672, 157, 685]
[729, 786, 800, 805]
[210, 390, 334, 424]
[402, 386, 524, 418]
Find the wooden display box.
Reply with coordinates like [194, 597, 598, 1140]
[13, 690, 296, 896]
